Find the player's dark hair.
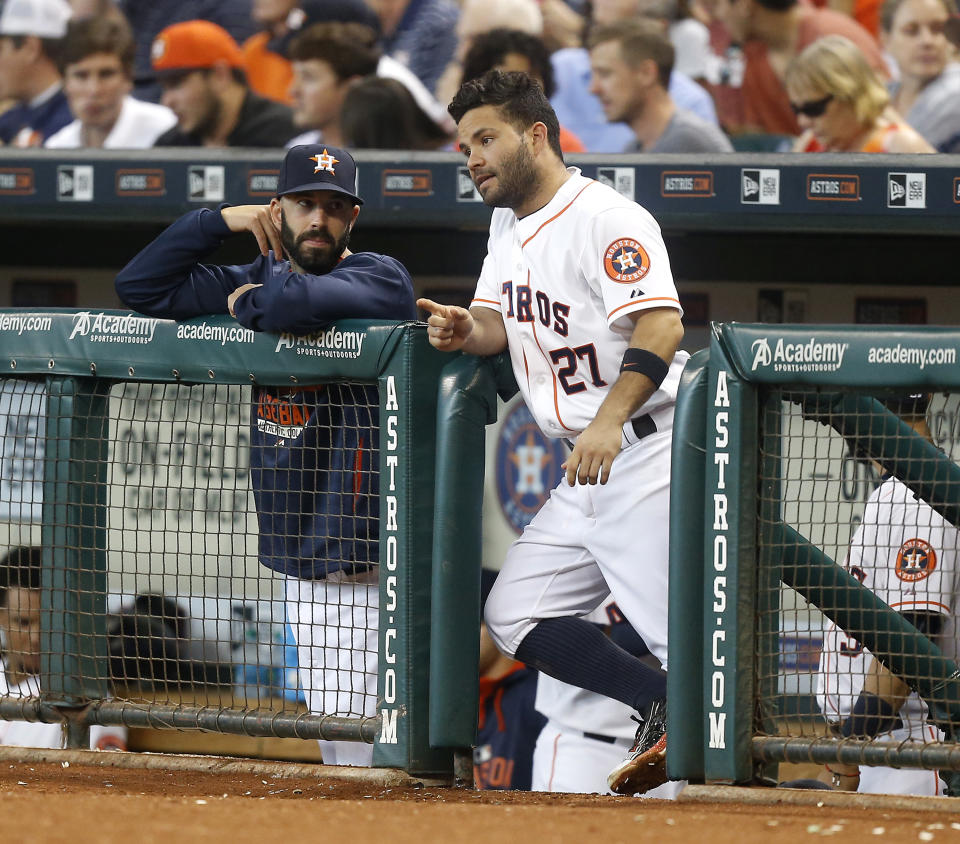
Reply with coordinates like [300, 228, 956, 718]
[0, 546, 42, 608]
[448, 70, 563, 160]
[59, 15, 135, 78]
[288, 22, 380, 80]
[587, 19, 675, 88]
[461, 28, 556, 99]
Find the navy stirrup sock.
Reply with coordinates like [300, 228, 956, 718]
[513, 616, 666, 713]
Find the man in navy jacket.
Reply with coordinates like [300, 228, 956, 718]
[116, 144, 416, 766]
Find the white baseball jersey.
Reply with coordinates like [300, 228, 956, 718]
[471, 169, 688, 440]
[817, 475, 960, 737]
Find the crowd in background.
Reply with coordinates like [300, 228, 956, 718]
[0, 0, 958, 154]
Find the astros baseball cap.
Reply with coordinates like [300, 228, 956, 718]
[0, 0, 72, 39]
[151, 20, 244, 75]
[276, 144, 363, 205]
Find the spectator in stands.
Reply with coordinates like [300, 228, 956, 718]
[45, 15, 176, 148]
[340, 76, 451, 149]
[117, 0, 258, 102]
[368, 0, 459, 95]
[550, 0, 721, 152]
[434, 0, 543, 106]
[0, 546, 127, 750]
[151, 20, 296, 148]
[459, 28, 586, 152]
[588, 19, 733, 151]
[708, 0, 888, 136]
[243, 0, 381, 105]
[285, 21, 379, 147]
[785, 35, 933, 151]
[881, 0, 960, 152]
[0, 0, 74, 146]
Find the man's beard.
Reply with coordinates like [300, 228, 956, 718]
[193, 86, 222, 140]
[280, 210, 351, 274]
[478, 141, 538, 210]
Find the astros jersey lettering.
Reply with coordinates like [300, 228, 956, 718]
[471, 169, 688, 439]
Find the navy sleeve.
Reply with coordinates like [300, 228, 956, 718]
[231, 252, 417, 334]
[115, 208, 256, 319]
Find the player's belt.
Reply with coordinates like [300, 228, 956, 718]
[583, 731, 621, 744]
[629, 413, 657, 441]
[562, 412, 658, 452]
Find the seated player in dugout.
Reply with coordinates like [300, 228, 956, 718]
[420, 70, 689, 796]
[0, 546, 127, 750]
[115, 144, 416, 766]
[816, 393, 960, 796]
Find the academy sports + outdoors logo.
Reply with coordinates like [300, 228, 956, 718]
[274, 326, 366, 358]
[69, 311, 159, 344]
[750, 336, 849, 373]
[495, 403, 567, 534]
[603, 238, 650, 283]
[176, 322, 255, 346]
[896, 538, 936, 582]
[0, 314, 52, 335]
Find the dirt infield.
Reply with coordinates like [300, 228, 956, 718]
[2, 757, 959, 844]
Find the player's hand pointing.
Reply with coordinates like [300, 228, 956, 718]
[563, 417, 622, 486]
[417, 298, 476, 352]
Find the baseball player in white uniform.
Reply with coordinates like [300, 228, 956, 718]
[420, 69, 689, 795]
[532, 599, 684, 797]
[816, 395, 959, 796]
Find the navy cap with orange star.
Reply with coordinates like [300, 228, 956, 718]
[276, 144, 363, 205]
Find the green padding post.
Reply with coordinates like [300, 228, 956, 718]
[776, 522, 960, 732]
[428, 354, 506, 749]
[667, 349, 709, 781]
[791, 393, 960, 526]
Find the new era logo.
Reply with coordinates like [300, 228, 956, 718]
[888, 173, 925, 208]
[741, 168, 779, 205]
[57, 165, 94, 201]
[456, 167, 482, 202]
[188, 166, 225, 202]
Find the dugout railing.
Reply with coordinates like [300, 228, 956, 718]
[0, 310, 497, 779]
[669, 323, 960, 790]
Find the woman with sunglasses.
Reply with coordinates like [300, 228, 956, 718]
[881, 0, 960, 152]
[785, 34, 934, 151]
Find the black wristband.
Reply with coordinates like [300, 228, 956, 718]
[840, 691, 902, 738]
[620, 348, 669, 386]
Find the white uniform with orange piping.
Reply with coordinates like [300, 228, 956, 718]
[817, 475, 960, 796]
[475, 168, 688, 668]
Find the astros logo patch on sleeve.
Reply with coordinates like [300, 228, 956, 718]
[895, 538, 936, 582]
[603, 238, 650, 283]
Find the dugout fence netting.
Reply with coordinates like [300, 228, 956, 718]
[668, 324, 960, 788]
[0, 312, 482, 777]
[756, 389, 960, 757]
[0, 377, 379, 738]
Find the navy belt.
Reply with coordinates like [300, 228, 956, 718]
[583, 731, 619, 744]
[630, 413, 657, 440]
[564, 413, 656, 451]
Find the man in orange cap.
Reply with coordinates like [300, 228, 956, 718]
[152, 19, 296, 147]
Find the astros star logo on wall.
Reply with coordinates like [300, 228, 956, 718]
[311, 149, 338, 174]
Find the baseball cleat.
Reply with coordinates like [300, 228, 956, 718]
[607, 698, 668, 795]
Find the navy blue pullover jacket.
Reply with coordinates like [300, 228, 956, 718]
[115, 207, 416, 579]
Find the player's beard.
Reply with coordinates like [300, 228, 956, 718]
[478, 141, 538, 210]
[280, 209, 351, 275]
